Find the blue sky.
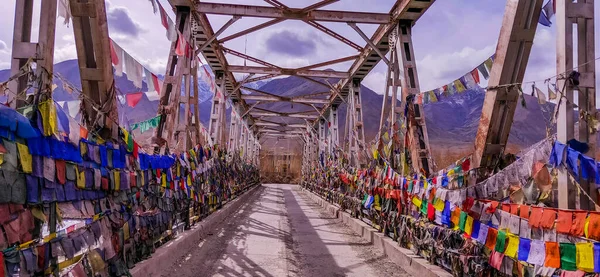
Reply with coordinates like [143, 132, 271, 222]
[0, 0, 598, 98]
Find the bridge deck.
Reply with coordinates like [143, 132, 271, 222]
[152, 184, 411, 277]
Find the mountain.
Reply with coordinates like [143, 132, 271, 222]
[250, 75, 557, 167]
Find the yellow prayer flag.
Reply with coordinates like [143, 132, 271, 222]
[465, 216, 474, 235]
[161, 173, 167, 188]
[411, 196, 422, 208]
[484, 58, 494, 72]
[187, 175, 192, 187]
[576, 243, 595, 272]
[434, 199, 445, 211]
[76, 166, 85, 189]
[429, 91, 438, 102]
[504, 234, 519, 258]
[454, 79, 466, 93]
[114, 170, 120, 190]
[38, 100, 58, 136]
[17, 143, 32, 173]
[0, 153, 4, 165]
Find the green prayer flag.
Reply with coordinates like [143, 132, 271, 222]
[459, 211, 467, 231]
[130, 115, 161, 133]
[495, 230, 507, 253]
[559, 243, 577, 271]
[420, 198, 428, 215]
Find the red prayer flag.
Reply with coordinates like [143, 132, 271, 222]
[529, 206, 543, 228]
[470, 68, 480, 84]
[570, 210, 587, 236]
[519, 205, 530, 219]
[175, 33, 186, 56]
[540, 208, 557, 229]
[126, 92, 143, 108]
[587, 212, 600, 240]
[158, 1, 169, 29]
[151, 73, 162, 94]
[109, 40, 119, 66]
[489, 250, 504, 270]
[556, 210, 573, 234]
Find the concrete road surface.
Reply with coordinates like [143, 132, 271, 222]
[157, 184, 412, 277]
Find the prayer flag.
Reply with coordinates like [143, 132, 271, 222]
[477, 63, 489, 80]
[548, 83, 557, 100]
[470, 68, 480, 84]
[465, 215, 474, 236]
[576, 243, 594, 272]
[124, 52, 143, 88]
[518, 238, 531, 261]
[459, 211, 467, 231]
[557, 210, 573, 234]
[560, 243, 577, 271]
[543, 0, 555, 20]
[545, 241, 560, 268]
[126, 92, 143, 108]
[571, 211, 587, 237]
[489, 251, 504, 270]
[484, 58, 494, 73]
[541, 208, 557, 229]
[454, 79, 466, 93]
[145, 68, 155, 92]
[495, 230, 507, 253]
[486, 227, 498, 250]
[539, 11, 552, 27]
[535, 86, 547, 104]
[505, 234, 519, 258]
[17, 143, 32, 173]
[111, 40, 124, 76]
[529, 206, 543, 228]
[527, 240, 546, 266]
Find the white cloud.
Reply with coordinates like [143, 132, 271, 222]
[53, 43, 77, 63]
[417, 45, 495, 91]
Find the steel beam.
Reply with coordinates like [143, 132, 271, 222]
[473, 0, 544, 172]
[251, 111, 318, 119]
[227, 65, 348, 78]
[348, 22, 390, 65]
[69, 0, 118, 140]
[556, 0, 596, 209]
[297, 55, 361, 71]
[196, 15, 240, 54]
[8, 0, 57, 108]
[222, 47, 278, 68]
[241, 94, 329, 104]
[196, 2, 392, 24]
[219, 18, 284, 43]
[397, 23, 434, 175]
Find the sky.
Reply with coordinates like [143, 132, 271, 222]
[0, 0, 598, 99]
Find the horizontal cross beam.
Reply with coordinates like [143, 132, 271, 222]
[196, 2, 392, 24]
[241, 94, 330, 104]
[254, 121, 306, 128]
[228, 65, 348, 78]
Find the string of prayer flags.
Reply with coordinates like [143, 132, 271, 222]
[130, 115, 161, 133]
